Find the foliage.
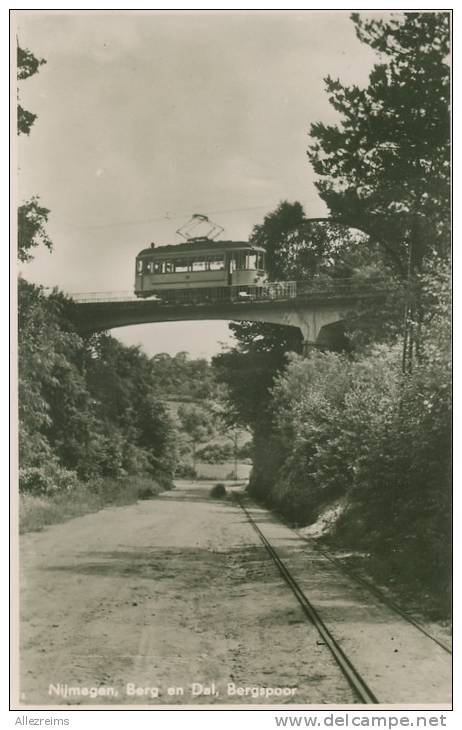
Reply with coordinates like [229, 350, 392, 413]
[196, 442, 234, 464]
[17, 44, 52, 263]
[214, 195, 392, 501]
[268, 269, 451, 591]
[19, 476, 165, 534]
[210, 483, 227, 498]
[177, 404, 216, 441]
[150, 352, 221, 401]
[214, 14, 451, 607]
[17, 45, 46, 135]
[215, 195, 394, 435]
[250, 200, 380, 281]
[213, 325, 299, 430]
[270, 347, 401, 521]
[177, 403, 217, 467]
[308, 12, 450, 275]
[18, 278, 177, 491]
[19, 463, 81, 497]
[175, 463, 197, 479]
[17, 45, 46, 81]
[18, 197, 53, 263]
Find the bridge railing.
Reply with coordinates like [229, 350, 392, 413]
[70, 291, 142, 303]
[69, 282, 299, 304]
[295, 275, 391, 298]
[69, 277, 391, 305]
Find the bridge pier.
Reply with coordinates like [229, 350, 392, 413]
[302, 341, 320, 357]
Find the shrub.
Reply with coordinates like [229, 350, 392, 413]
[267, 325, 451, 597]
[175, 462, 197, 479]
[196, 443, 233, 463]
[210, 483, 227, 498]
[19, 463, 80, 496]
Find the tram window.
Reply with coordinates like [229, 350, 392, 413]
[209, 256, 224, 271]
[256, 252, 265, 270]
[137, 260, 143, 273]
[164, 260, 174, 273]
[174, 259, 190, 273]
[235, 253, 245, 270]
[153, 261, 163, 274]
[144, 261, 154, 274]
[247, 254, 257, 270]
[192, 260, 207, 272]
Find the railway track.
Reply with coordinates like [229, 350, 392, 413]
[237, 497, 379, 705]
[306, 542, 452, 655]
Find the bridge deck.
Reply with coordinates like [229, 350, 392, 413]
[66, 278, 390, 336]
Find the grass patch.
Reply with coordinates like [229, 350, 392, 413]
[19, 476, 168, 534]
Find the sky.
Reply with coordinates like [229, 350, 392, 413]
[15, 10, 379, 359]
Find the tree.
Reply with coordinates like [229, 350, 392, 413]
[250, 200, 378, 281]
[18, 280, 178, 488]
[177, 404, 216, 470]
[17, 44, 52, 262]
[17, 45, 46, 136]
[18, 196, 53, 263]
[214, 197, 384, 438]
[149, 352, 219, 401]
[308, 12, 450, 276]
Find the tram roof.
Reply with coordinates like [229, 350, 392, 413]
[137, 238, 265, 257]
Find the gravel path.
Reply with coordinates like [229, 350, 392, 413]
[17, 480, 450, 707]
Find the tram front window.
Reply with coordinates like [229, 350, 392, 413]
[235, 253, 245, 270]
[247, 254, 257, 270]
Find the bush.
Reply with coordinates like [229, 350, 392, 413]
[19, 476, 167, 533]
[266, 315, 451, 597]
[175, 462, 197, 479]
[196, 443, 233, 463]
[19, 463, 80, 496]
[210, 483, 227, 498]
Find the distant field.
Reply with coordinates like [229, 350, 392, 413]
[195, 462, 252, 480]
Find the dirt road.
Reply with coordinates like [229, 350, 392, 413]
[18, 480, 451, 707]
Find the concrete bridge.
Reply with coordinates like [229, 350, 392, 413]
[68, 279, 389, 351]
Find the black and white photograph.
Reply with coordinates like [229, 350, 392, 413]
[11, 8, 452, 712]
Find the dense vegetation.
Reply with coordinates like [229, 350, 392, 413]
[18, 276, 235, 529]
[214, 13, 451, 611]
[18, 279, 178, 495]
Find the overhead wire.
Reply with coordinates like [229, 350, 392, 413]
[54, 204, 273, 231]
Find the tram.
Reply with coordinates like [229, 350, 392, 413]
[134, 236, 267, 302]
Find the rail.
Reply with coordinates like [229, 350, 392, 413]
[69, 277, 391, 305]
[238, 497, 379, 704]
